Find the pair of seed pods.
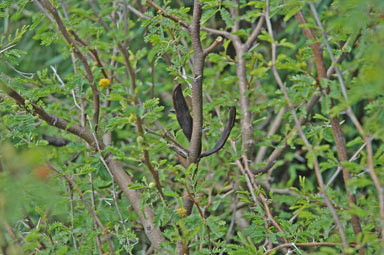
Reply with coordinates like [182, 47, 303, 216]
[172, 84, 236, 159]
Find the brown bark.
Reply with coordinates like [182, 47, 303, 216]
[106, 156, 165, 247]
[233, 45, 255, 157]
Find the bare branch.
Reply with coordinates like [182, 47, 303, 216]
[203, 36, 223, 57]
[201, 26, 232, 38]
[127, 4, 150, 19]
[229, 1, 240, 33]
[244, 15, 265, 50]
[175, 1, 206, 253]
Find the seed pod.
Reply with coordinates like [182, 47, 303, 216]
[200, 106, 236, 158]
[172, 84, 193, 141]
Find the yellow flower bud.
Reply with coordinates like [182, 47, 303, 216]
[99, 78, 111, 88]
[176, 207, 187, 217]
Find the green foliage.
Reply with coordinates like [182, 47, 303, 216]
[0, 0, 383, 254]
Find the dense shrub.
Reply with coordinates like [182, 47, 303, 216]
[1, 0, 383, 254]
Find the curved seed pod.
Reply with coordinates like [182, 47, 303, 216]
[42, 134, 70, 147]
[172, 84, 193, 141]
[200, 106, 236, 158]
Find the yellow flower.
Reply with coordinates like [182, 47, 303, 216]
[99, 78, 111, 88]
[176, 207, 187, 217]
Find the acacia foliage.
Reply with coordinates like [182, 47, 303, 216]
[0, 0, 384, 254]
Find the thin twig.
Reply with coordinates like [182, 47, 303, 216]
[326, 34, 361, 78]
[66, 183, 78, 251]
[326, 142, 367, 187]
[32, 0, 55, 23]
[0, 78, 97, 147]
[37, 0, 100, 130]
[264, 242, 341, 254]
[255, 106, 287, 164]
[310, 2, 384, 239]
[265, 0, 347, 248]
[146, 0, 189, 28]
[69, 30, 109, 79]
[0, 44, 16, 55]
[242, 154, 287, 241]
[207, 90, 285, 243]
[127, 4, 149, 19]
[244, 14, 265, 50]
[87, 0, 165, 199]
[89, 172, 104, 254]
[47, 162, 115, 254]
[99, 156, 131, 247]
[145, 127, 189, 157]
[254, 13, 360, 176]
[296, 9, 363, 249]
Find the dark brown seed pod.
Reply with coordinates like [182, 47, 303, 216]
[172, 84, 193, 141]
[42, 134, 70, 147]
[200, 106, 236, 158]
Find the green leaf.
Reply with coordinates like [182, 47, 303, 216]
[220, 8, 233, 28]
[283, 6, 302, 22]
[201, 8, 218, 24]
[127, 183, 146, 190]
[144, 97, 160, 109]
